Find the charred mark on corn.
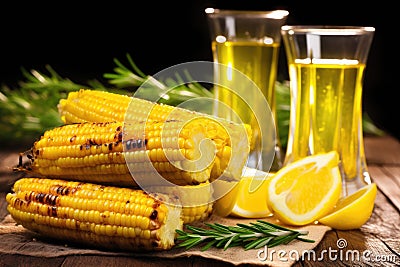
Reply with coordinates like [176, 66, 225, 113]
[150, 210, 158, 220]
[22, 191, 58, 207]
[14, 151, 33, 172]
[19, 120, 237, 186]
[53, 185, 74, 196]
[6, 178, 184, 251]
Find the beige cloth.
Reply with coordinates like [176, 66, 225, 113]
[0, 214, 330, 266]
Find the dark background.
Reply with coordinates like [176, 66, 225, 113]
[1, 1, 398, 140]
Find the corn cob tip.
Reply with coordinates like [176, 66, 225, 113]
[147, 181, 214, 224]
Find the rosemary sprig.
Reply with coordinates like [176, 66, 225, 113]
[103, 53, 214, 107]
[0, 65, 104, 147]
[103, 53, 148, 88]
[175, 220, 314, 251]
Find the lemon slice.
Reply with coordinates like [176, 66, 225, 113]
[267, 151, 342, 226]
[318, 183, 377, 230]
[230, 167, 274, 218]
[212, 178, 241, 217]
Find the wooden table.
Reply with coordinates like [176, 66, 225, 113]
[1, 135, 399, 266]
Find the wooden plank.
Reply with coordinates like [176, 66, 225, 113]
[0, 254, 66, 267]
[364, 136, 400, 165]
[62, 255, 234, 267]
[0, 150, 23, 193]
[0, 192, 8, 220]
[369, 166, 400, 212]
[293, 189, 400, 266]
[0, 150, 19, 173]
[62, 255, 179, 267]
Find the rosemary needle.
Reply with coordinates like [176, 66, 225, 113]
[175, 220, 315, 251]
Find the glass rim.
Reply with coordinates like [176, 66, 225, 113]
[205, 8, 289, 19]
[281, 25, 375, 34]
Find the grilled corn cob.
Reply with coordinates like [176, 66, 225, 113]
[23, 117, 248, 186]
[147, 181, 214, 224]
[57, 89, 254, 150]
[6, 177, 183, 251]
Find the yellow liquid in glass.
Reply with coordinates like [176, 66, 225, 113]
[285, 60, 366, 180]
[212, 41, 279, 119]
[212, 40, 282, 171]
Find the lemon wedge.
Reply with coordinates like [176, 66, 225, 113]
[212, 178, 241, 217]
[266, 151, 342, 226]
[230, 167, 274, 218]
[318, 183, 377, 230]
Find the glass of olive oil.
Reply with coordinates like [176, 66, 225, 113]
[205, 8, 289, 173]
[281, 25, 375, 195]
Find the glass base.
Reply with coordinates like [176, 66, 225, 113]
[247, 144, 283, 173]
[341, 170, 372, 197]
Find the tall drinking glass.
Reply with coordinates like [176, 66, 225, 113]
[281, 26, 375, 195]
[205, 8, 289, 173]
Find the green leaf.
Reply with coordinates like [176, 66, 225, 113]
[175, 220, 314, 251]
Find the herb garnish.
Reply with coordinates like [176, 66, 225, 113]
[175, 220, 314, 251]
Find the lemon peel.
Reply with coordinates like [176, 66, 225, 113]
[318, 183, 377, 230]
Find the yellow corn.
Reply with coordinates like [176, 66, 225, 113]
[6, 177, 183, 251]
[58, 89, 198, 124]
[148, 181, 214, 224]
[57, 89, 254, 150]
[24, 117, 248, 186]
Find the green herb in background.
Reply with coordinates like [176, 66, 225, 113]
[275, 80, 291, 149]
[104, 55, 214, 108]
[0, 53, 385, 148]
[0, 66, 84, 146]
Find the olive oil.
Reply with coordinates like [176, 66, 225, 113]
[284, 59, 367, 180]
[212, 40, 283, 171]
